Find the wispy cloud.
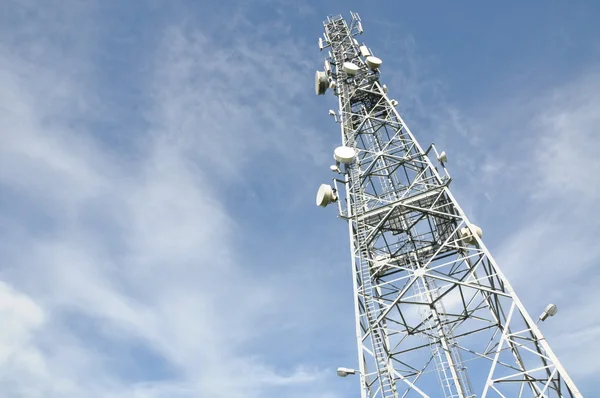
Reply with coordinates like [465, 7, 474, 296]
[0, 2, 343, 397]
[2, 2, 598, 396]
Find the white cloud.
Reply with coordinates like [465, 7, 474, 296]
[532, 73, 600, 205]
[0, 3, 340, 398]
[0, 282, 45, 366]
[3, 2, 597, 396]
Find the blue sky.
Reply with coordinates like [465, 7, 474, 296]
[1, 0, 599, 397]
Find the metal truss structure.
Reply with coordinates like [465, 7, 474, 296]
[313, 12, 583, 398]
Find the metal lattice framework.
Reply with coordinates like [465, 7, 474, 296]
[313, 13, 583, 398]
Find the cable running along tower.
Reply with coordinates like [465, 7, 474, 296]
[313, 13, 582, 398]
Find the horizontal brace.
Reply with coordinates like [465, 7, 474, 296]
[356, 189, 444, 222]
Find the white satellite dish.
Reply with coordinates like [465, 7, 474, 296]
[315, 70, 328, 95]
[366, 56, 382, 70]
[545, 303, 558, 316]
[316, 184, 337, 207]
[459, 224, 483, 245]
[343, 62, 359, 76]
[437, 151, 448, 163]
[333, 146, 356, 164]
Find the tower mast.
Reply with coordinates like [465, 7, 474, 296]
[313, 12, 582, 398]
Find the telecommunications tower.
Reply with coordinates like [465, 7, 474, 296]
[313, 12, 582, 398]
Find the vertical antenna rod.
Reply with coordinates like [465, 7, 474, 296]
[313, 12, 583, 398]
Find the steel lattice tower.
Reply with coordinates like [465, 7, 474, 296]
[313, 13, 583, 398]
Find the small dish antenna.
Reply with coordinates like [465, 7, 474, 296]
[334, 146, 356, 164]
[343, 62, 359, 76]
[390, 99, 398, 106]
[459, 224, 483, 245]
[366, 56, 382, 70]
[315, 70, 328, 95]
[437, 151, 448, 163]
[316, 184, 337, 207]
